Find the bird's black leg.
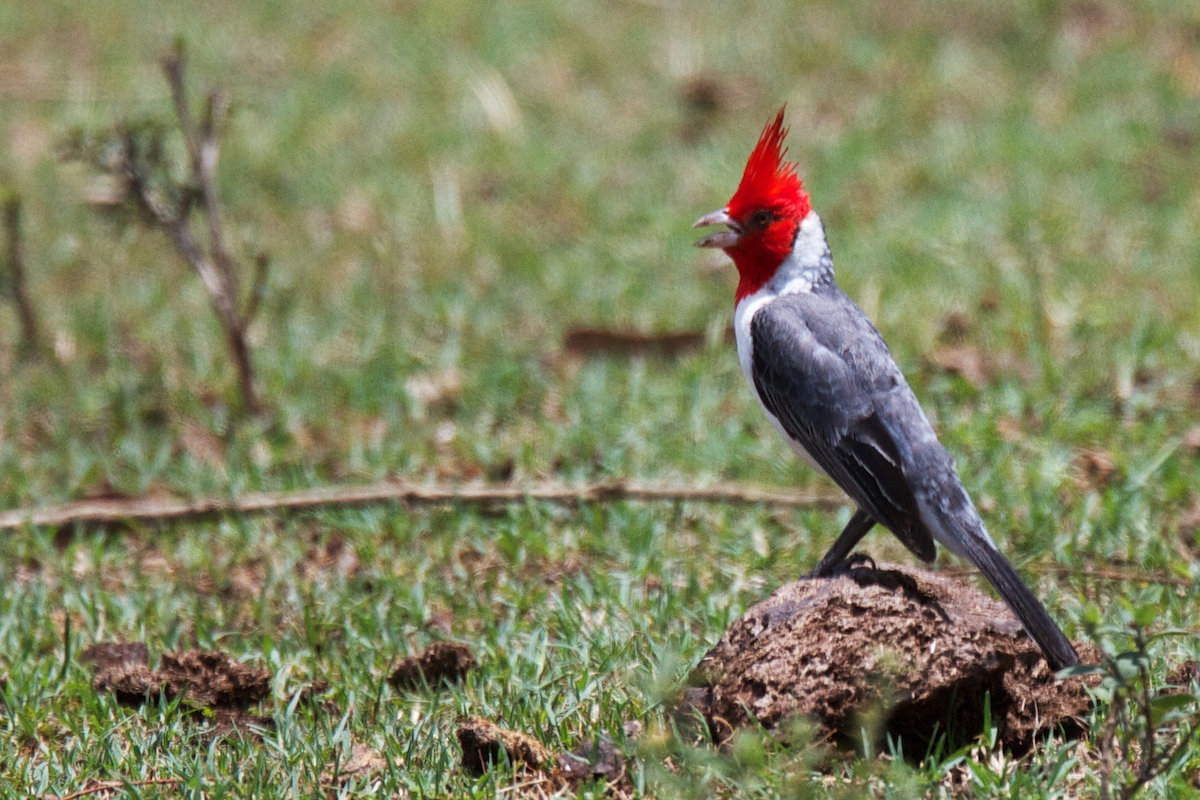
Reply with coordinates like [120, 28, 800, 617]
[808, 508, 876, 577]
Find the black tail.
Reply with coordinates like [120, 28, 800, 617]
[916, 485, 1081, 671]
[957, 532, 1080, 671]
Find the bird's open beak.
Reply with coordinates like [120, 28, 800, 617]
[693, 208, 742, 249]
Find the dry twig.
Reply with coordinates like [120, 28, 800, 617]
[61, 40, 266, 412]
[0, 480, 842, 531]
[0, 481, 1190, 593]
[1095, 626, 1199, 800]
[1, 193, 41, 357]
[54, 777, 179, 800]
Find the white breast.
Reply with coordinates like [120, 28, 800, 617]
[731, 211, 830, 476]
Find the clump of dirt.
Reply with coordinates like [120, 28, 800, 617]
[457, 716, 555, 776]
[680, 563, 1097, 756]
[456, 717, 632, 796]
[555, 735, 627, 788]
[82, 645, 270, 709]
[1167, 659, 1200, 688]
[81, 642, 275, 742]
[390, 641, 477, 691]
[321, 742, 389, 790]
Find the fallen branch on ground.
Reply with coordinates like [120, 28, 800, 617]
[0, 485, 1187, 588]
[0, 480, 843, 531]
[57, 778, 179, 800]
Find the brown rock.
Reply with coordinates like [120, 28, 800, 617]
[681, 563, 1095, 755]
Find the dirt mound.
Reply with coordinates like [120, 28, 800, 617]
[390, 641, 477, 691]
[456, 717, 631, 796]
[681, 562, 1096, 755]
[82, 643, 271, 709]
[457, 716, 556, 776]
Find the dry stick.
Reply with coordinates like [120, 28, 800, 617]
[2, 195, 40, 356]
[58, 778, 179, 800]
[158, 43, 260, 412]
[0, 483, 1192, 588]
[0, 480, 843, 531]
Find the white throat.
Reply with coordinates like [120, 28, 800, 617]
[733, 210, 831, 368]
[764, 210, 830, 296]
[730, 210, 833, 473]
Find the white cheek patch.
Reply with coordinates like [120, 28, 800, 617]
[790, 212, 829, 271]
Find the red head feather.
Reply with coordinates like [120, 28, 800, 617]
[726, 108, 810, 224]
[722, 108, 812, 302]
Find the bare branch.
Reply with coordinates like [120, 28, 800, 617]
[92, 43, 260, 413]
[2, 194, 41, 357]
[161, 40, 200, 179]
[0, 480, 844, 531]
[197, 90, 238, 300]
[245, 251, 270, 322]
[57, 777, 179, 800]
[940, 563, 1193, 588]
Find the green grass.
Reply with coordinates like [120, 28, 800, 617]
[3, 0, 1200, 795]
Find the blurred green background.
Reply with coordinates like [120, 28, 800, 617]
[2, 0, 1195, 506]
[2, 0, 1200, 795]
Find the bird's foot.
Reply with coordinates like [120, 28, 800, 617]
[806, 551, 876, 579]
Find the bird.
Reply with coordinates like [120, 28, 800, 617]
[693, 108, 1080, 671]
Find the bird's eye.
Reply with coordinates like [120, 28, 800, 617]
[752, 210, 773, 228]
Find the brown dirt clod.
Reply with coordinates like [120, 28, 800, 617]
[457, 716, 555, 776]
[84, 644, 270, 710]
[321, 742, 390, 790]
[389, 641, 477, 691]
[1166, 659, 1200, 689]
[554, 735, 627, 789]
[680, 563, 1096, 756]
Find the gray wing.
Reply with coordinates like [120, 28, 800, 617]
[749, 290, 935, 561]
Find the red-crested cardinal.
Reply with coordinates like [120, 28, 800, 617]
[694, 108, 1080, 670]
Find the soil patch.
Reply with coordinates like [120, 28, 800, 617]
[81, 642, 276, 743]
[680, 562, 1097, 755]
[390, 641, 477, 691]
[82, 644, 270, 709]
[456, 717, 632, 796]
[321, 742, 389, 791]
